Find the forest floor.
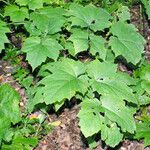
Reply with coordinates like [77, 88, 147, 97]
[0, 4, 150, 150]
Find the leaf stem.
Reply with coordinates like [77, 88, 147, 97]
[0, 13, 4, 18]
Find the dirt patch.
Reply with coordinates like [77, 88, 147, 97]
[130, 4, 150, 61]
[36, 106, 87, 150]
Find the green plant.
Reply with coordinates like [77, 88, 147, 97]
[0, 83, 53, 149]
[141, 0, 150, 19]
[0, 84, 21, 145]
[0, 0, 150, 149]
[0, 20, 10, 52]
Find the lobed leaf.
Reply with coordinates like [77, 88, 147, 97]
[109, 21, 146, 64]
[101, 123, 123, 147]
[4, 5, 29, 22]
[30, 59, 88, 109]
[68, 3, 111, 31]
[30, 7, 66, 34]
[117, 6, 130, 21]
[22, 36, 63, 70]
[15, 0, 44, 10]
[101, 96, 136, 133]
[78, 98, 104, 137]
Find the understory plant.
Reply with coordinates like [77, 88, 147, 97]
[0, 0, 150, 149]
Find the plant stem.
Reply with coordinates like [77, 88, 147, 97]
[0, 13, 4, 18]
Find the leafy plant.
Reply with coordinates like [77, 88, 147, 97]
[133, 62, 150, 147]
[0, 0, 150, 149]
[135, 119, 150, 147]
[19, 3, 145, 71]
[0, 84, 21, 144]
[141, 0, 150, 19]
[15, 0, 44, 10]
[109, 21, 145, 64]
[0, 20, 10, 52]
[26, 58, 139, 147]
[4, 5, 29, 22]
[0, 83, 53, 149]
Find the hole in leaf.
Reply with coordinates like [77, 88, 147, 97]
[91, 20, 96, 24]
[93, 112, 96, 116]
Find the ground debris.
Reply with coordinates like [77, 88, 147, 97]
[36, 107, 87, 150]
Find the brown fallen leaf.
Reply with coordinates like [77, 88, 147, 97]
[0, 75, 3, 82]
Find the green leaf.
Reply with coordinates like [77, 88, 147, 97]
[78, 98, 104, 137]
[0, 84, 21, 142]
[30, 59, 88, 109]
[30, 7, 66, 34]
[87, 137, 98, 150]
[86, 60, 137, 133]
[86, 59, 116, 83]
[68, 4, 111, 31]
[78, 98, 124, 147]
[0, 20, 10, 52]
[135, 63, 150, 81]
[20, 76, 33, 89]
[3, 129, 14, 142]
[117, 6, 130, 21]
[22, 36, 63, 70]
[89, 34, 107, 60]
[68, 29, 107, 59]
[135, 121, 150, 147]
[15, 0, 44, 10]
[86, 59, 117, 80]
[134, 63, 150, 95]
[68, 29, 89, 54]
[13, 136, 38, 147]
[141, 0, 150, 19]
[24, 22, 42, 36]
[101, 123, 123, 147]
[2, 136, 38, 150]
[101, 96, 136, 133]
[4, 5, 29, 22]
[92, 79, 137, 105]
[65, 41, 76, 56]
[109, 21, 146, 64]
